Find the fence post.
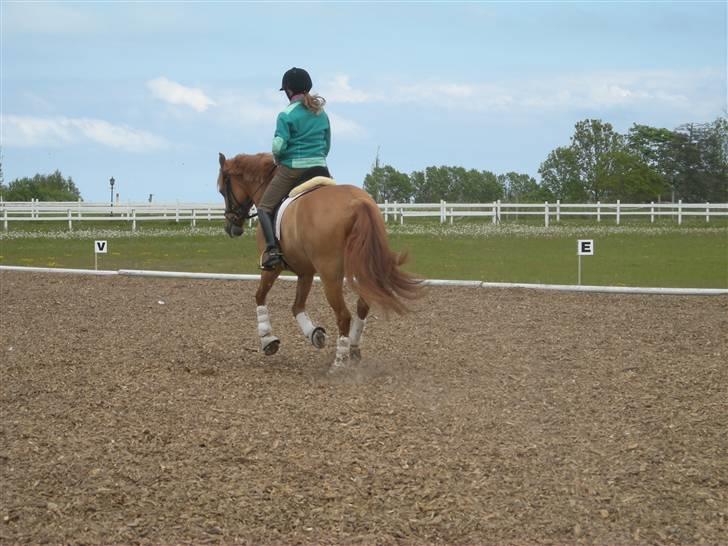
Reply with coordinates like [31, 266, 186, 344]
[556, 199, 561, 223]
[497, 199, 502, 224]
[67, 209, 72, 231]
[132, 209, 137, 231]
[440, 200, 446, 223]
[544, 202, 549, 227]
[492, 202, 497, 224]
[450, 207, 454, 225]
[3, 208, 7, 231]
[384, 200, 389, 223]
[616, 200, 621, 225]
[678, 199, 682, 225]
[207, 207, 211, 221]
[192, 208, 196, 228]
[706, 202, 710, 223]
[597, 201, 601, 222]
[175, 203, 180, 223]
[650, 202, 655, 223]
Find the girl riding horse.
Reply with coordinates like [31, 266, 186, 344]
[258, 67, 331, 270]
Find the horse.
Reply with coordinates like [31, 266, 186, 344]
[217, 152, 421, 373]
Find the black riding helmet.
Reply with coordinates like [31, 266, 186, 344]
[280, 67, 313, 94]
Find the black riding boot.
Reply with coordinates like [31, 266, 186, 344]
[257, 211, 283, 270]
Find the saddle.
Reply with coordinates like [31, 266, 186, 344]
[274, 175, 336, 240]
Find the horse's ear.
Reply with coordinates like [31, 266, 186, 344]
[218, 152, 226, 169]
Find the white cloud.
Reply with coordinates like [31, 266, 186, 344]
[147, 77, 216, 112]
[2, 115, 168, 152]
[314, 69, 721, 116]
[322, 75, 374, 104]
[327, 112, 366, 139]
[216, 92, 280, 126]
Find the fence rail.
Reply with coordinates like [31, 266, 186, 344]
[2, 199, 727, 230]
[381, 199, 728, 226]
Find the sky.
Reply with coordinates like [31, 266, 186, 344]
[1, 1, 726, 203]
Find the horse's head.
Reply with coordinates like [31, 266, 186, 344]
[217, 152, 255, 238]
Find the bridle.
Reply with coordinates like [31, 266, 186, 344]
[222, 165, 276, 226]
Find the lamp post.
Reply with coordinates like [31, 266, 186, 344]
[109, 177, 115, 216]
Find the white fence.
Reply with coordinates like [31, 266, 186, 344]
[0, 200, 228, 231]
[381, 200, 728, 226]
[1, 199, 727, 231]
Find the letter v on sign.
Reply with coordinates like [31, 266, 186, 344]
[94, 240, 108, 254]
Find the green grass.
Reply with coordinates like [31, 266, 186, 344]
[394, 232, 727, 288]
[1, 220, 726, 288]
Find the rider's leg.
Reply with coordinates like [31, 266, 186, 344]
[257, 211, 282, 269]
[257, 165, 306, 270]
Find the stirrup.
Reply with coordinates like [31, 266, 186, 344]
[260, 248, 283, 270]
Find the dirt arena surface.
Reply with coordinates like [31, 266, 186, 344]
[1, 270, 726, 545]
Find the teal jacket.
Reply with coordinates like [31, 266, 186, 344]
[272, 98, 331, 169]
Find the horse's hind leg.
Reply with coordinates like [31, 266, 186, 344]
[255, 269, 281, 355]
[320, 275, 352, 372]
[349, 298, 369, 362]
[292, 274, 326, 349]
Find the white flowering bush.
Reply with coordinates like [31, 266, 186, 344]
[0, 225, 256, 240]
[387, 222, 728, 238]
[1, 220, 725, 240]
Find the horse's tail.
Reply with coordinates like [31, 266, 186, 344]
[344, 197, 422, 315]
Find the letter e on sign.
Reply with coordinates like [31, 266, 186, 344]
[577, 239, 594, 256]
[94, 240, 108, 254]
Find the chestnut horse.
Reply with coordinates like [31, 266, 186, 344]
[217, 152, 420, 372]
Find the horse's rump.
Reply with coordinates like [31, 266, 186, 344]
[344, 196, 421, 315]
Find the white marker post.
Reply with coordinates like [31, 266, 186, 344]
[94, 240, 108, 270]
[577, 239, 594, 285]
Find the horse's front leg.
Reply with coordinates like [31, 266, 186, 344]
[255, 269, 281, 355]
[292, 274, 327, 349]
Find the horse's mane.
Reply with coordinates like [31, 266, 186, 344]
[226, 153, 276, 181]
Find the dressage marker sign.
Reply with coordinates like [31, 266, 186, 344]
[577, 239, 594, 285]
[94, 240, 107, 270]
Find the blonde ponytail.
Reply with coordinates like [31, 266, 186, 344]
[302, 93, 326, 114]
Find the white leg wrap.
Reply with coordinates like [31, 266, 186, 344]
[295, 311, 316, 341]
[348, 315, 366, 347]
[330, 336, 350, 371]
[256, 305, 272, 337]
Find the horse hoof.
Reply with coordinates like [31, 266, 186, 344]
[263, 338, 280, 356]
[327, 360, 348, 375]
[311, 327, 326, 349]
[350, 346, 361, 362]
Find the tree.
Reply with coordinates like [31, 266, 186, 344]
[538, 146, 584, 201]
[699, 117, 728, 202]
[539, 118, 677, 202]
[570, 119, 625, 201]
[409, 166, 504, 203]
[457, 168, 503, 202]
[599, 150, 667, 202]
[626, 124, 677, 201]
[675, 118, 728, 202]
[1, 170, 82, 201]
[411, 166, 451, 203]
[498, 172, 546, 202]
[363, 164, 413, 203]
[627, 118, 727, 202]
